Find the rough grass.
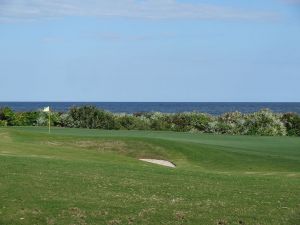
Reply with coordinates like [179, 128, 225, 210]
[0, 127, 299, 225]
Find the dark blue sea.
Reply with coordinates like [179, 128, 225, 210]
[0, 102, 300, 115]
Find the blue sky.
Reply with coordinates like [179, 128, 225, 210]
[0, 0, 300, 102]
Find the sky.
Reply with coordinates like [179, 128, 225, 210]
[0, 0, 300, 102]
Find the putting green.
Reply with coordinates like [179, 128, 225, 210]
[0, 127, 299, 225]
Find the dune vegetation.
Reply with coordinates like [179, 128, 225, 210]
[0, 127, 299, 225]
[1, 106, 300, 137]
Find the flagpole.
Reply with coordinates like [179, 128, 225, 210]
[48, 109, 51, 134]
[43, 106, 51, 134]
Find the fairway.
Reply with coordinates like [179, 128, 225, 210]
[0, 127, 299, 225]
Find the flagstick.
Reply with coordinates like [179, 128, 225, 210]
[48, 111, 51, 134]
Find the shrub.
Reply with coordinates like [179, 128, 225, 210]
[1, 106, 297, 137]
[0, 108, 40, 126]
[217, 112, 246, 135]
[244, 109, 286, 136]
[0, 107, 15, 126]
[170, 113, 193, 132]
[168, 112, 213, 132]
[13, 112, 39, 126]
[207, 121, 219, 133]
[281, 113, 300, 136]
[57, 113, 75, 127]
[149, 112, 171, 131]
[115, 114, 137, 130]
[115, 114, 150, 130]
[136, 115, 151, 130]
[190, 113, 214, 132]
[36, 112, 49, 126]
[68, 106, 116, 129]
[0, 120, 7, 127]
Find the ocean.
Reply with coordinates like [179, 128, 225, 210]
[0, 102, 299, 115]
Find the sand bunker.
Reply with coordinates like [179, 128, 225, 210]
[139, 159, 176, 168]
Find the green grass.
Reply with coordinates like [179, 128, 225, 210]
[0, 127, 299, 225]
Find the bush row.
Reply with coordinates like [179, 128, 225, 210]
[1, 106, 300, 136]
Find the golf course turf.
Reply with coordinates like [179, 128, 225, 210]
[0, 127, 299, 225]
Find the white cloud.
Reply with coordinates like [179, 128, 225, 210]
[281, 0, 300, 4]
[0, 0, 278, 22]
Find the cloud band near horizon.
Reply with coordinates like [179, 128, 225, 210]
[0, 0, 279, 22]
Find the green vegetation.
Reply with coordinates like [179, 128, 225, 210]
[0, 127, 299, 225]
[281, 113, 300, 136]
[1, 106, 300, 136]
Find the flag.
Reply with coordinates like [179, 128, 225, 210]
[43, 106, 50, 112]
[42, 106, 51, 133]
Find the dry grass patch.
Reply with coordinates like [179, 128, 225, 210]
[0, 132, 12, 142]
[43, 139, 170, 160]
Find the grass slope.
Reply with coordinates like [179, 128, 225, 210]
[0, 127, 299, 225]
